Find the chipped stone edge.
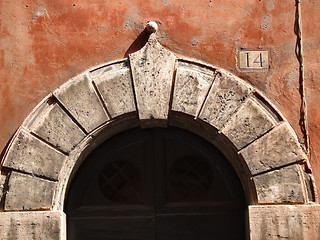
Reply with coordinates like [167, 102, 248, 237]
[20, 94, 54, 131]
[88, 58, 128, 77]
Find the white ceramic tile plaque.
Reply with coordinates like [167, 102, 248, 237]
[239, 50, 269, 70]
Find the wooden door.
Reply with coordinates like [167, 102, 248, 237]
[66, 128, 246, 240]
[153, 129, 246, 240]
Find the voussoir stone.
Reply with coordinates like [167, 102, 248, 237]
[199, 71, 251, 130]
[3, 130, 66, 180]
[54, 73, 109, 133]
[240, 122, 307, 175]
[129, 34, 176, 125]
[249, 205, 320, 240]
[172, 66, 214, 117]
[221, 98, 276, 150]
[91, 61, 136, 118]
[0, 211, 65, 240]
[253, 164, 306, 203]
[27, 103, 86, 153]
[0, 171, 8, 206]
[5, 172, 56, 210]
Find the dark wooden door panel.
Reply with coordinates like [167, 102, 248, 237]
[68, 217, 155, 240]
[66, 127, 247, 240]
[156, 212, 245, 240]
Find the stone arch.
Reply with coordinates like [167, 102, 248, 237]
[0, 34, 318, 239]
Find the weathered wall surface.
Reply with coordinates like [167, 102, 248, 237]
[1, 0, 320, 195]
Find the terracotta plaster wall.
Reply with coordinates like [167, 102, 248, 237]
[0, 0, 319, 196]
[301, 1, 320, 194]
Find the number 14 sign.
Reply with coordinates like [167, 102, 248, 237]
[239, 50, 269, 70]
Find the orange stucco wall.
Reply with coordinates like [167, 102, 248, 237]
[1, 0, 320, 196]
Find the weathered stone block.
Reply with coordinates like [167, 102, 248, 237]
[5, 172, 56, 210]
[89, 60, 128, 78]
[54, 73, 109, 133]
[28, 103, 86, 153]
[0, 211, 66, 240]
[0, 170, 8, 207]
[221, 98, 276, 150]
[172, 67, 214, 117]
[129, 34, 176, 126]
[92, 64, 136, 118]
[302, 165, 316, 202]
[249, 205, 320, 240]
[3, 130, 66, 180]
[240, 122, 307, 175]
[199, 72, 251, 130]
[253, 164, 305, 203]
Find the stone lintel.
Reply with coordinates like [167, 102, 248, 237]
[248, 205, 320, 240]
[0, 211, 66, 240]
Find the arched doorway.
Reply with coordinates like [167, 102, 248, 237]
[0, 31, 316, 239]
[66, 127, 247, 240]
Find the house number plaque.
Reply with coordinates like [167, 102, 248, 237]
[239, 50, 269, 70]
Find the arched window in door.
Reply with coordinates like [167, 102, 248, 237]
[65, 127, 247, 240]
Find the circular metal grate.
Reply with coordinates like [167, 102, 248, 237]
[98, 161, 142, 202]
[170, 157, 214, 200]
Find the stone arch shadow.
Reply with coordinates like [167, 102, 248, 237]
[0, 34, 317, 239]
